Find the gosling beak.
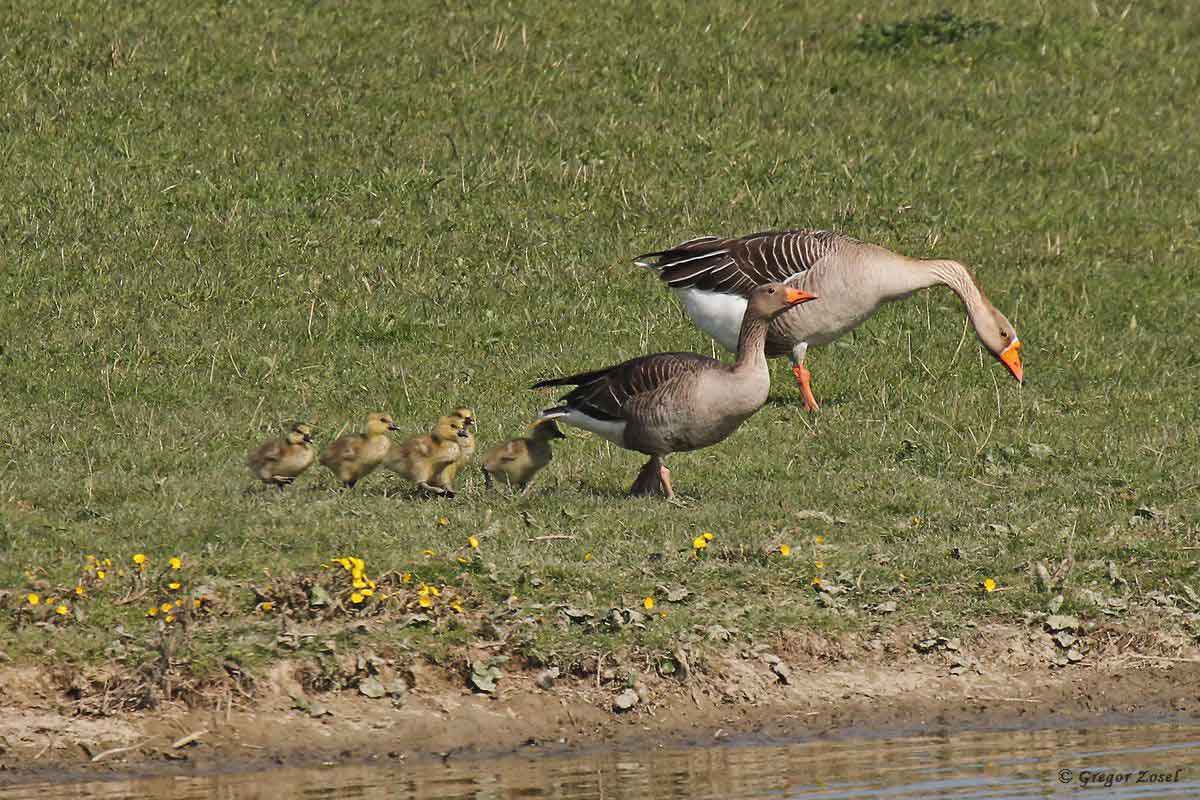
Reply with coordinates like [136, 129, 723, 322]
[784, 288, 817, 306]
[388, 422, 401, 431]
[999, 339, 1024, 384]
[303, 435, 313, 444]
[457, 429, 469, 438]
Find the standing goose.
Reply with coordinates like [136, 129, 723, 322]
[636, 230, 1024, 411]
[319, 412, 400, 489]
[533, 283, 816, 499]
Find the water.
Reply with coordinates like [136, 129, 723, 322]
[3, 722, 1199, 799]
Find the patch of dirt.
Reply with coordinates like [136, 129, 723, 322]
[2, 622, 1198, 786]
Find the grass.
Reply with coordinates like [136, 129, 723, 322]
[1, 0, 1199, 697]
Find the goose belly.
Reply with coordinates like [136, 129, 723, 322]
[674, 288, 745, 352]
[553, 410, 628, 447]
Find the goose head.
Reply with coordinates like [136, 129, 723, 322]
[366, 412, 401, 435]
[433, 415, 469, 442]
[977, 308, 1024, 383]
[746, 282, 818, 319]
[288, 423, 315, 445]
[531, 419, 567, 440]
[449, 407, 476, 427]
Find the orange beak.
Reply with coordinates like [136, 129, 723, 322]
[784, 288, 818, 306]
[999, 339, 1024, 383]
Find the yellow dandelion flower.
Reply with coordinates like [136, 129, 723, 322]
[160, 602, 173, 613]
[169, 582, 182, 590]
[55, 604, 69, 616]
[703, 532, 714, 541]
[436, 516, 449, 526]
[26, 593, 40, 606]
[457, 556, 469, 564]
[643, 596, 655, 610]
[659, 611, 668, 618]
[430, 585, 441, 597]
[74, 585, 85, 596]
[780, 544, 792, 557]
[259, 601, 274, 612]
[146, 606, 158, 617]
[814, 535, 825, 545]
[814, 561, 825, 570]
[422, 549, 435, 557]
[983, 578, 998, 593]
[350, 592, 364, 604]
[367, 579, 376, 589]
[86, 554, 97, 563]
[192, 598, 202, 609]
[361, 588, 374, 597]
[353, 578, 367, 589]
[402, 572, 412, 583]
[132, 553, 147, 566]
[418, 595, 433, 608]
[418, 585, 430, 597]
[169, 557, 182, 570]
[811, 576, 823, 587]
[103, 558, 112, 567]
[450, 600, 464, 613]
[96, 570, 107, 580]
[584, 552, 593, 561]
[468, 536, 480, 549]
[692, 536, 708, 550]
[334, 557, 352, 570]
[165, 614, 176, 623]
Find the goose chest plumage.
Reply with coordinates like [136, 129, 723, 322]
[636, 230, 1024, 411]
[533, 282, 816, 499]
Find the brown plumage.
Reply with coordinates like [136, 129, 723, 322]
[318, 412, 400, 489]
[533, 282, 817, 499]
[247, 423, 315, 488]
[480, 419, 566, 495]
[385, 415, 470, 497]
[637, 230, 1024, 411]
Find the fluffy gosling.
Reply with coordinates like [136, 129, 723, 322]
[319, 412, 400, 489]
[480, 419, 566, 494]
[386, 415, 470, 497]
[434, 407, 477, 491]
[247, 422, 316, 488]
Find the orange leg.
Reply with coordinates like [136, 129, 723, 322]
[630, 456, 673, 499]
[791, 364, 820, 412]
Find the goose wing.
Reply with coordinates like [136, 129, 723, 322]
[534, 352, 717, 421]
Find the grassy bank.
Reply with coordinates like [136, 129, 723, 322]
[2, 0, 1198, 705]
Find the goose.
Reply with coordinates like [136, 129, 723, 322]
[533, 283, 816, 499]
[247, 422, 315, 488]
[319, 412, 400, 488]
[636, 230, 1024, 411]
[386, 415, 469, 496]
[480, 419, 567, 495]
[434, 407, 477, 491]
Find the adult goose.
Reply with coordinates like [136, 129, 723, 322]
[636, 230, 1024, 411]
[533, 283, 816, 499]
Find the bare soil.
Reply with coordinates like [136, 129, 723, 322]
[2, 621, 1198, 787]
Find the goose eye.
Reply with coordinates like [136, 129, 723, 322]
[767, 287, 776, 294]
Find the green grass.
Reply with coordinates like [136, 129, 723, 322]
[2, 0, 1199, 692]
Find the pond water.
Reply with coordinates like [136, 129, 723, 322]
[3, 720, 1199, 799]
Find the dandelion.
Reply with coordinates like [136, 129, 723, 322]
[147, 606, 158, 617]
[779, 544, 792, 557]
[692, 536, 708, 550]
[168, 581, 182, 590]
[814, 561, 825, 570]
[192, 598, 202, 609]
[811, 576, 823, 588]
[659, 611, 668, 619]
[450, 600, 464, 614]
[983, 578, 998, 593]
[165, 615, 176, 623]
[703, 532, 714, 541]
[74, 585, 85, 596]
[26, 593, 39, 606]
[422, 549, 435, 557]
[169, 557, 182, 570]
[160, 602, 173, 613]
[643, 596, 655, 610]
[103, 558, 112, 567]
[437, 516, 449, 526]
[418, 595, 433, 608]
[814, 535, 825, 545]
[468, 536, 480, 549]
[132, 553, 147, 567]
[361, 588, 374, 597]
[96, 570, 107, 580]
[334, 557, 352, 570]
[584, 552, 593, 561]
[456, 557, 469, 564]
[402, 572, 412, 583]
[350, 592, 364, 604]
[259, 601, 275, 612]
[55, 604, 69, 616]
[353, 578, 368, 589]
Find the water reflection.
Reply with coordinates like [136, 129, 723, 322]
[3, 722, 1200, 799]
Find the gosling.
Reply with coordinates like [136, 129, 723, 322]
[480, 419, 566, 495]
[247, 422, 316, 488]
[434, 407, 477, 492]
[319, 412, 400, 489]
[386, 415, 469, 497]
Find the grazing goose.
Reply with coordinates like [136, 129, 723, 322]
[636, 230, 1024, 411]
[480, 419, 567, 495]
[319, 412, 400, 488]
[386, 415, 469, 496]
[247, 423, 315, 488]
[533, 283, 816, 499]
